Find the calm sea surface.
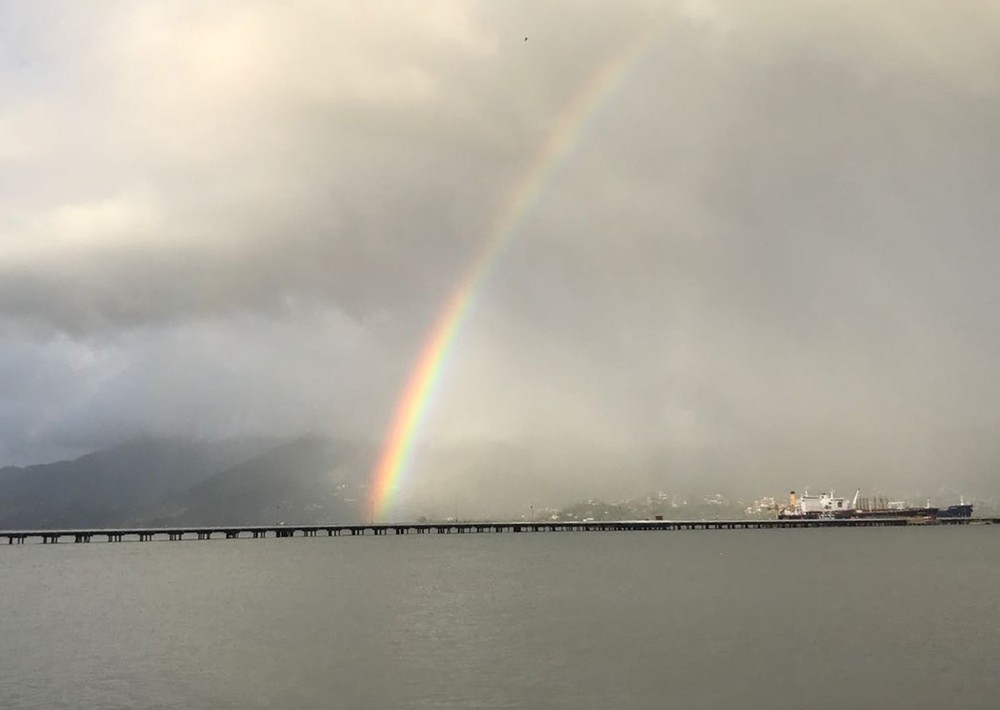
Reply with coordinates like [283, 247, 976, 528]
[2, 527, 999, 709]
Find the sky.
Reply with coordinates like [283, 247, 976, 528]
[2, 1, 1000, 504]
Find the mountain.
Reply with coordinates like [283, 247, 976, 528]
[0, 437, 272, 529]
[138, 434, 372, 526]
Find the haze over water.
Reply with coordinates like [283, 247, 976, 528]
[2, 528, 998, 709]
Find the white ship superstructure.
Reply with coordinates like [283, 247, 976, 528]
[782, 489, 860, 517]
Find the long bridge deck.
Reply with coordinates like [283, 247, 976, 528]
[2, 517, 995, 544]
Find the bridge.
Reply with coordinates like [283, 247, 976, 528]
[2, 516, 995, 544]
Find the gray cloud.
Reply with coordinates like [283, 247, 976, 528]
[2, 1, 1000, 503]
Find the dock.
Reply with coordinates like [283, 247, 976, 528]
[1, 516, 995, 544]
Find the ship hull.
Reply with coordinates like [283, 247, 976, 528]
[777, 490, 973, 520]
[941, 504, 974, 518]
[779, 507, 939, 520]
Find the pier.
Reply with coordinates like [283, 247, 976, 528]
[1, 516, 995, 544]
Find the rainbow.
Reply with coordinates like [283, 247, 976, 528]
[369, 32, 654, 521]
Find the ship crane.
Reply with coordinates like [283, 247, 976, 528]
[852, 488, 861, 510]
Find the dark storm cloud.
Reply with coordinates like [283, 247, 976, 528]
[2, 1, 1000, 501]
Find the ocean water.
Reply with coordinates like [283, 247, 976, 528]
[2, 526, 998, 709]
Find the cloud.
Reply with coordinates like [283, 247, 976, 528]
[2, 1, 1000, 499]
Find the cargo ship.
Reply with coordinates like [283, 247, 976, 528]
[777, 489, 973, 520]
